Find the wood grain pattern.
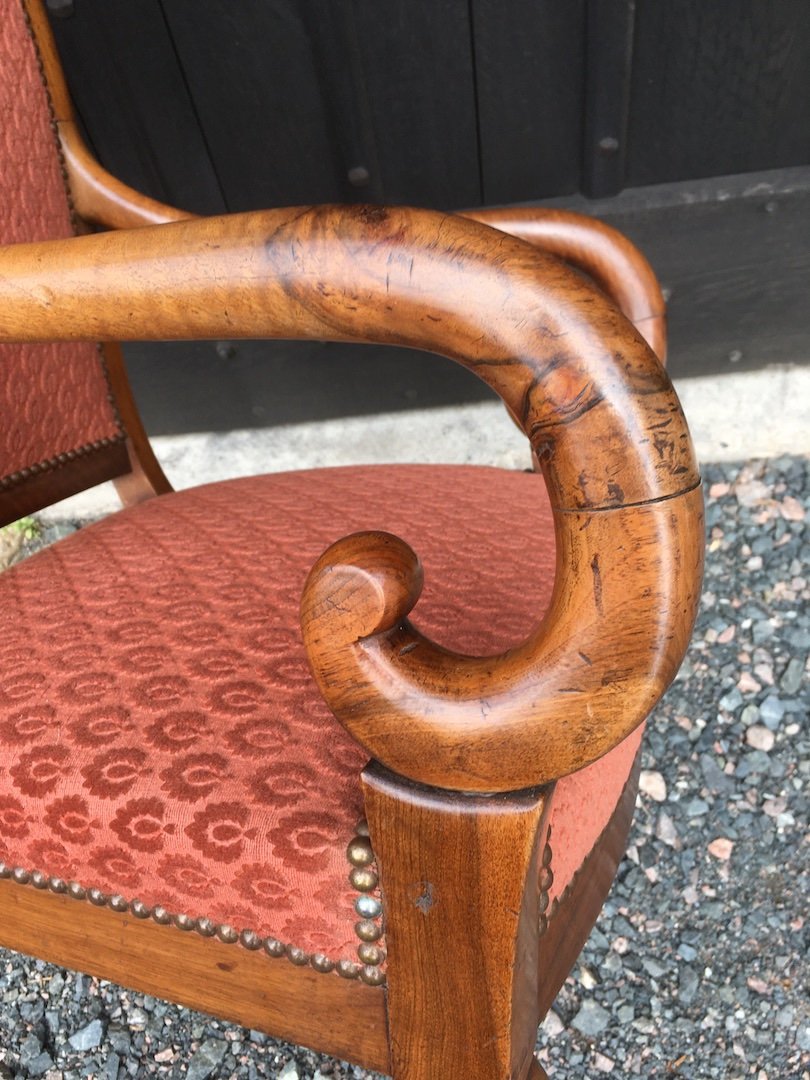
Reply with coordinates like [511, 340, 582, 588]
[101, 342, 172, 505]
[0, 204, 702, 791]
[59, 119, 194, 230]
[0, 877, 390, 1072]
[463, 206, 667, 362]
[363, 763, 551, 1080]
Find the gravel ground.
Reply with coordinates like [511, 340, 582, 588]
[0, 454, 807, 1079]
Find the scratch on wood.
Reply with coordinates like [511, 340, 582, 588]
[413, 881, 434, 914]
[590, 553, 604, 616]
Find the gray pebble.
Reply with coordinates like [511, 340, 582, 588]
[186, 1038, 228, 1080]
[103, 1051, 121, 1080]
[69, 1017, 105, 1051]
[780, 657, 805, 695]
[760, 696, 786, 729]
[740, 703, 760, 726]
[678, 966, 700, 1005]
[26, 1052, 55, 1078]
[571, 1000, 610, 1037]
[19, 1033, 43, 1068]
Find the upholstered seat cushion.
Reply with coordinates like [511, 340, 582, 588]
[0, 465, 640, 965]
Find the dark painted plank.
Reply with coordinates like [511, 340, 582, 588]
[123, 340, 499, 436]
[342, 0, 480, 208]
[582, 0, 635, 197]
[161, 0, 479, 211]
[471, 0, 585, 204]
[530, 167, 810, 377]
[46, 0, 225, 214]
[627, 0, 810, 187]
[159, 0, 349, 210]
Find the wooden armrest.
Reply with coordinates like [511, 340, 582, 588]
[0, 204, 703, 792]
[460, 207, 667, 363]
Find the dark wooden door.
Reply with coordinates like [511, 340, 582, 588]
[48, 0, 810, 212]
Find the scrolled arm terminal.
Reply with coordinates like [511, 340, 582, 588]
[0, 204, 703, 791]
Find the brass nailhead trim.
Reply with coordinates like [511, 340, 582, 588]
[357, 943, 385, 966]
[359, 964, 386, 986]
[1, 861, 377, 981]
[285, 945, 309, 966]
[346, 819, 386, 985]
[310, 953, 335, 974]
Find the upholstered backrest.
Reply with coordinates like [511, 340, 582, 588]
[0, 0, 128, 522]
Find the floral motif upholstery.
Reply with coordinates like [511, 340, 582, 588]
[0, 465, 640, 962]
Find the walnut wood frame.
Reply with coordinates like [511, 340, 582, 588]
[0, 8, 703, 1077]
[0, 206, 702, 792]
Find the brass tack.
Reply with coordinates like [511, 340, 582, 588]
[263, 938, 286, 958]
[542, 844, 552, 868]
[152, 906, 171, 925]
[539, 866, 554, 890]
[88, 888, 107, 906]
[48, 878, 67, 894]
[173, 913, 194, 931]
[68, 882, 86, 900]
[240, 929, 262, 950]
[354, 819, 370, 837]
[0, 864, 10, 879]
[357, 943, 385, 966]
[354, 894, 382, 919]
[31, 871, 48, 890]
[538, 913, 548, 935]
[355, 919, 383, 943]
[359, 964, 386, 987]
[310, 953, 335, 974]
[12, 868, 31, 885]
[130, 900, 152, 919]
[336, 959, 360, 980]
[349, 867, 378, 892]
[195, 917, 216, 937]
[109, 895, 128, 912]
[538, 891, 549, 915]
[217, 924, 238, 944]
[346, 836, 374, 868]
[285, 944, 309, 966]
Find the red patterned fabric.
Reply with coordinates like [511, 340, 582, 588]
[0, 465, 639, 959]
[0, 0, 122, 482]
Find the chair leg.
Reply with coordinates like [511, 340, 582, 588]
[362, 762, 553, 1080]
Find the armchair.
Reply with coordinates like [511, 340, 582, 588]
[0, 2, 703, 1076]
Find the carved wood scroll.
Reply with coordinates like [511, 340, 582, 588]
[0, 204, 703, 791]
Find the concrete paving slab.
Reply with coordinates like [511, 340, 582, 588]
[38, 364, 809, 522]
